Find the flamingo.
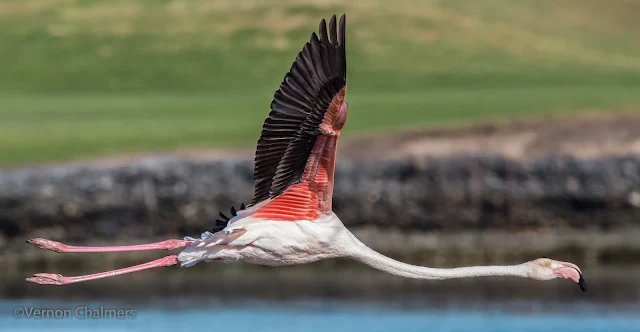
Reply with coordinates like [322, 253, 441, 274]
[26, 14, 585, 292]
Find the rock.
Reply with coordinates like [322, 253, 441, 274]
[0, 154, 639, 246]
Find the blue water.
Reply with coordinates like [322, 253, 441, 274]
[3, 299, 639, 332]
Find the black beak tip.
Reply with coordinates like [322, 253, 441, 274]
[578, 273, 586, 292]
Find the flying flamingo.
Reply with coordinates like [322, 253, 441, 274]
[26, 14, 585, 292]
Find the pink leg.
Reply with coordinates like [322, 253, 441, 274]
[27, 238, 191, 253]
[27, 255, 179, 285]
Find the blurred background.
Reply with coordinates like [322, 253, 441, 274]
[1, 0, 640, 331]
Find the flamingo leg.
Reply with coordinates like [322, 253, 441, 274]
[26, 255, 179, 285]
[27, 238, 191, 253]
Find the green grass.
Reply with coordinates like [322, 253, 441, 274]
[1, 0, 640, 166]
[3, 86, 640, 166]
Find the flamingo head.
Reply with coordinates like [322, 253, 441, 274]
[526, 258, 586, 292]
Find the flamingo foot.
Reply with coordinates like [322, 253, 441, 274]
[27, 238, 66, 253]
[26, 273, 69, 285]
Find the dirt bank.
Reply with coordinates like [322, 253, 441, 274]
[29, 111, 640, 169]
[340, 112, 640, 161]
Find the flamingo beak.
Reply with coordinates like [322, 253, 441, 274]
[578, 272, 587, 292]
[553, 266, 586, 292]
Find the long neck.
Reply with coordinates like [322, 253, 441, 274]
[344, 238, 530, 280]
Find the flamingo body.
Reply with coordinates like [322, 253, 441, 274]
[179, 213, 349, 267]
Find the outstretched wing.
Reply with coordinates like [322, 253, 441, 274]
[249, 14, 348, 221]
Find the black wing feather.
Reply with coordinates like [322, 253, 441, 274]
[212, 203, 245, 233]
[250, 14, 347, 206]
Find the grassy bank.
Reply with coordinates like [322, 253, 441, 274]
[3, 87, 640, 165]
[1, 0, 640, 165]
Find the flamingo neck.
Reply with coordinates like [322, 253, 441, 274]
[345, 239, 529, 280]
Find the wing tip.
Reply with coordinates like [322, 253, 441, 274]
[319, 13, 346, 46]
[251, 13, 348, 205]
[339, 14, 346, 45]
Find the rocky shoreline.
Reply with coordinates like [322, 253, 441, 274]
[1, 154, 639, 265]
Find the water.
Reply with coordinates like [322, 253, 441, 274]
[3, 266, 640, 331]
[2, 298, 639, 332]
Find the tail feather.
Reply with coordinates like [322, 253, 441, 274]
[178, 231, 221, 267]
